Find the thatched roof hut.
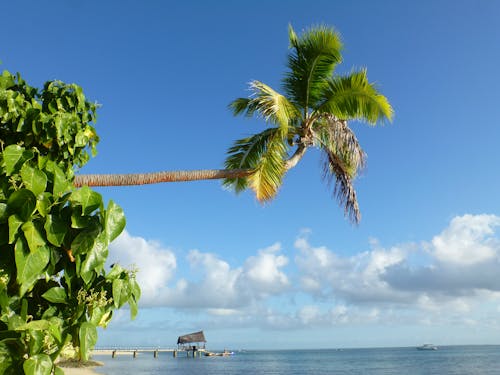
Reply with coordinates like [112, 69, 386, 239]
[177, 331, 206, 345]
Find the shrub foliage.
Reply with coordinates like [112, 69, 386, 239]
[0, 70, 140, 374]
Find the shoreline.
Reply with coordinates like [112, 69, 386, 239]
[59, 360, 105, 375]
[61, 368, 102, 375]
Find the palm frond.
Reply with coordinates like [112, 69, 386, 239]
[228, 81, 300, 132]
[248, 133, 288, 202]
[229, 98, 252, 117]
[313, 115, 366, 176]
[288, 24, 299, 49]
[313, 116, 366, 223]
[283, 25, 343, 110]
[321, 148, 362, 224]
[316, 69, 393, 125]
[223, 128, 279, 192]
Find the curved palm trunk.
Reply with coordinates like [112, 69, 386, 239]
[284, 144, 307, 170]
[74, 146, 309, 188]
[73, 169, 252, 187]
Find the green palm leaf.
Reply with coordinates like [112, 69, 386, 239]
[225, 25, 393, 222]
[284, 25, 343, 110]
[316, 69, 393, 124]
[223, 128, 280, 192]
[229, 81, 300, 131]
[248, 133, 288, 202]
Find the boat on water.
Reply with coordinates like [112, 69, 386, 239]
[205, 349, 234, 357]
[417, 344, 438, 350]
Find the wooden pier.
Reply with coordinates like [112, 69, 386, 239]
[93, 347, 208, 358]
[94, 330, 218, 359]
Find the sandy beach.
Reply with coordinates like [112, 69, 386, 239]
[61, 367, 102, 375]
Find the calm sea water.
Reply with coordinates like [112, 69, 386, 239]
[92, 346, 500, 375]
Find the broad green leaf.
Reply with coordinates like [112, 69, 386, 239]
[53, 165, 70, 197]
[14, 238, 28, 284]
[89, 306, 104, 326]
[70, 186, 102, 215]
[36, 192, 52, 217]
[45, 161, 70, 197]
[54, 367, 65, 375]
[21, 164, 47, 196]
[98, 310, 113, 328]
[42, 287, 67, 304]
[8, 215, 23, 244]
[2, 144, 34, 176]
[81, 233, 108, 284]
[71, 229, 96, 256]
[47, 317, 63, 343]
[19, 246, 50, 296]
[44, 214, 67, 247]
[75, 130, 89, 147]
[22, 221, 46, 253]
[23, 353, 52, 375]
[130, 278, 141, 301]
[26, 320, 51, 331]
[71, 211, 94, 228]
[112, 279, 128, 308]
[41, 306, 58, 320]
[128, 295, 138, 320]
[7, 188, 36, 221]
[105, 200, 126, 242]
[27, 329, 45, 358]
[79, 322, 97, 361]
[106, 263, 125, 280]
[6, 314, 25, 331]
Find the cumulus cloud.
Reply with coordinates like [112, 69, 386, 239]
[165, 250, 245, 309]
[295, 214, 500, 320]
[108, 214, 500, 330]
[429, 214, 500, 265]
[240, 243, 289, 296]
[110, 233, 290, 310]
[108, 231, 177, 306]
[295, 235, 409, 304]
[165, 243, 290, 309]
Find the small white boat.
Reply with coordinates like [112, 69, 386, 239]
[417, 344, 437, 350]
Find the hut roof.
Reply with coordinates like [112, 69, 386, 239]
[177, 331, 206, 344]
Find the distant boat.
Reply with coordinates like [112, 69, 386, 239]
[205, 350, 234, 357]
[417, 344, 438, 350]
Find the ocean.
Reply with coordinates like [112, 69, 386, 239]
[92, 346, 500, 375]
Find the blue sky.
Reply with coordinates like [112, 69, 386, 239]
[3, 0, 500, 349]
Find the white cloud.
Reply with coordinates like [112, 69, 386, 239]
[166, 249, 244, 308]
[294, 214, 500, 323]
[108, 231, 177, 306]
[241, 243, 289, 296]
[430, 214, 500, 265]
[107, 214, 500, 332]
[295, 235, 409, 304]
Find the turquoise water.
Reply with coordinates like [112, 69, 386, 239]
[92, 346, 500, 375]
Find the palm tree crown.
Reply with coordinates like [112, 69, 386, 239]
[224, 25, 393, 222]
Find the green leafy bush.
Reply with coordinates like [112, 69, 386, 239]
[0, 70, 140, 374]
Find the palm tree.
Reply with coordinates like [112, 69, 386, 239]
[74, 25, 392, 223]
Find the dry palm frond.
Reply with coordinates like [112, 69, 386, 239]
[314, 115, 366, 223]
